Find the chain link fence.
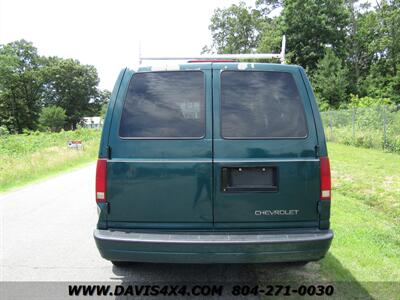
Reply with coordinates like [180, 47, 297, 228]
[320, 106, 400, 153]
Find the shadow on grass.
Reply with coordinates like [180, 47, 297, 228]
[318, 253, 399, 299]
[305, 253, 373, 299]
[109, 253, 373, 299]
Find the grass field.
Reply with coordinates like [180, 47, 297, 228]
[319, 143, 400, 298]
[0, 128, 101, 192]
[256, 143, 399, 299]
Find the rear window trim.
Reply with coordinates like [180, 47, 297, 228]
[219, 70, 309, 140]
[118, 70, 207, 140]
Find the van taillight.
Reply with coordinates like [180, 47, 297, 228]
[320, 156, 331, 200]
[96, 159, 107, 203]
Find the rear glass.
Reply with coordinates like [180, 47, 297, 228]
[221, 71, 308, 138]
[119, 71, 205, 138]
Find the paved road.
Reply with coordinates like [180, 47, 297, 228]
[0, 164, 323, 284]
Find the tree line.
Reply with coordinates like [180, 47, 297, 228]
[204, 0, 400, 110]
[0, 40, 110, 134]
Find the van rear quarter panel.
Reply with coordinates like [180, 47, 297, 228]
[99, 68, 126, 159]
[298, 67, 328, 156]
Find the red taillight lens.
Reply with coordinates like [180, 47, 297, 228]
[96, 159, 107, 203]
[320, 156, 331, 200]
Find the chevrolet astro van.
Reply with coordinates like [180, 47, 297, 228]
[94, 61, 333, 266]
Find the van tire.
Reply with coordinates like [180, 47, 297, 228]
[111, 261, 131, 267]
[289, 261, 309, 267]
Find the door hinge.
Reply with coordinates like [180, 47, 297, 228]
[314, 145, 320, 158]
[106, 145, 112, 159]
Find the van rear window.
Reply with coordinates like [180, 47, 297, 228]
[221, 71, 308, 139]
[119, 71, 205, 138]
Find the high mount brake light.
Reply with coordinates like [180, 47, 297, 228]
[96, 159, 107, 203]
[320, 156, 331, 200]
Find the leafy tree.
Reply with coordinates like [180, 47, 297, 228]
[0, 125, 9, 136]
[207, 0, 349, 71]
[255, 0, 284, 16]
[204, 2, 261, 54]
[256, 16, 283, 56]
[98, 89, 111, 120]
[41, 57, 101, 129]
[0, 40, 44, 133]
[281, 0, 350, 72]
[100, 104, 107, 119]
[39, 106, 66, 132]
[378, 0, 400, 77]
[344, 94, 393, 108]
[345, 7, 381, 95]
[312, 48, 349, 108]
[255, 0, 285, 56]
[362, 0, 400, 103]
[92, 89, 111, 117]
[0, 41, 107, 133]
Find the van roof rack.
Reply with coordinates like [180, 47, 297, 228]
[139, 36, 286, 65]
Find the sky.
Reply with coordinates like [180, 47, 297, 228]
[0, 0, 256, 90]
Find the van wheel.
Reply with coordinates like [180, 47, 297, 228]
[289, 261, 309, 266]
[111, 261, 131, 267]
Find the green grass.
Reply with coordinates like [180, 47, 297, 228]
[319, 143, 400, 298]
[256, 143, 399, 299]
[329, 142, 400, 225]
[0, 128, 101, 192]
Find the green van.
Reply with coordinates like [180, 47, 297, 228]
[94, 62, 333, 265]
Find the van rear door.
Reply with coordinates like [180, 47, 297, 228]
[212, 63, 320, 229]
[106, 65, 213, 228]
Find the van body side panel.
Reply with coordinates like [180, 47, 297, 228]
[106, 67, 214, 226]
[97, 68, 127, 229]
[212, 64, 320, 227]
[298, 67, 331, 229]
[98, 68, 126, 159]
[299, 67, 328, 157]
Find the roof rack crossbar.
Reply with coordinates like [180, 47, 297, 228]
[139, 35, 286, 65]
